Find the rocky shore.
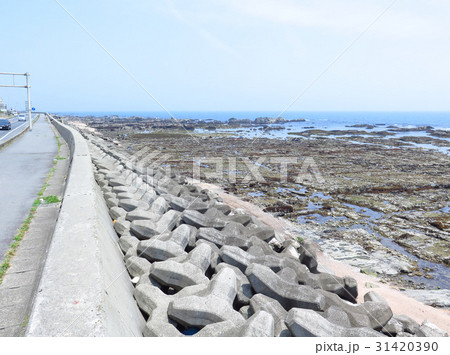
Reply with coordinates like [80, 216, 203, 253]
[66, 116, 449, 337]
[69, 116, 450, 293]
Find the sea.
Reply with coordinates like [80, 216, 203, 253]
[56, 110, 450, 130]
[57, 111, 450, 154]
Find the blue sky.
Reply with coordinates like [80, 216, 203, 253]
[0, 0, 449, 112]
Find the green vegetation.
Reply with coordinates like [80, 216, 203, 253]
[360, 268, 378, 277]
[55, 135, 63, 151]
[40, 195, 61, 204]
[0, 196, 40, 283]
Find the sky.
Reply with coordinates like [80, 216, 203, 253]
[0, 0, 449, 113]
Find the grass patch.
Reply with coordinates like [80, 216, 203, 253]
[0, 198, 39, 283]
[54, 134, 63, 152]
[40, 195, 61, 204]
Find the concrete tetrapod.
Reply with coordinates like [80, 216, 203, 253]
[148, 196, 168, 215]
[119, 235, 140, 254]
[134, 283, 207, 337]
[195, 311, 275, 337]
[168, 195, 209, 213]
[249, 293, 291, 337]
[220, 245, 289, 274]
[167, 267, 245, 328]
[131, 210, 181, 240]
[181, 209, 226, 229]
[198, 227, 250, 250]
[247, 237, 358, 302]
[126, 208, 161, 222]
[416, 321, 448, 337]
[126, 256, 151, 278]
[318, 289, 393, 330]
[137, 224, 190, 262]
[245, 263, 326, 311]
[215, 263, 254, 307]
[118, 198, 150, 212]
[285, 308, 386, 337]
[113, 217, 131, 236]
[150, 243, 212, 290]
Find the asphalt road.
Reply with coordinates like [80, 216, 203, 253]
[0, 116, 57, 260]
[0, 117, 29, 143]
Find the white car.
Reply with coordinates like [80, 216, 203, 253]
[18, 114, 26, 121]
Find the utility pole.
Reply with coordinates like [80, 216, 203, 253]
[0, 71, 33, 131]
[26, 73, 32, 131]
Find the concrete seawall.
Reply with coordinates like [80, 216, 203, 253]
[26, 117, 145, 336]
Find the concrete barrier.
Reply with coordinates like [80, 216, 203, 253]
[26, 117, 145, 336]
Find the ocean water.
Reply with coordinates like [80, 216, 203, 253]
[57, 111, 450, 130]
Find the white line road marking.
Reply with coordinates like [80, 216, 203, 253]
[0, 122, 28, 142]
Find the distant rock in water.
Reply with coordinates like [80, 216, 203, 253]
[252, 117, 306, 124]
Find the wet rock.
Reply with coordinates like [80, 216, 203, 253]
[403, 289, 450, 308]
